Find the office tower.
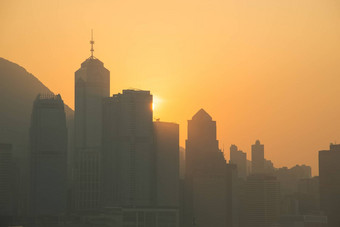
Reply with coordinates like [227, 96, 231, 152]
[230, 144, 247, 179]
[153, 120, 180, 207]
[185, 109, 229, 227]
[247, 159, 252, 175]
[0, 143, 14, 219]
[179, 147, 185, 180]
[251, 140, 265, 174]
[102, 90, 154, 207]
[245, 174, 280, 227]
[226, 164, 240, 227]
[29, 94, 67, 216]
[73, 37, 110, 210]
[298, 176, 320, 214]
[319, 143, 340, 227]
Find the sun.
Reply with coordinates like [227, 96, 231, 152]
[152, 95, 162, 111]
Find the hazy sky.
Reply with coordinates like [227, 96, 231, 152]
[1, 0, 340, 174]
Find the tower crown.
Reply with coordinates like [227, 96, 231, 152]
[192, 108, 212, 121]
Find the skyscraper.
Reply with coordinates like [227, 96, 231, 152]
[0, 143, 14, 218]
[185, 109, 229, 227]
[73, 36, 110, 210]
[102, 90, 154, 207]
[29, 94, 68, 217]
[245, 174, 280, 227]
[153, 120, 180, 207]
[230, 144, 247, 179]
[319, 143, 340, 227]
[251, 140, 265, 174]
[298, 176, 320, 215]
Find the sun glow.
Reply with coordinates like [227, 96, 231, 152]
[152, 95, 162, 111]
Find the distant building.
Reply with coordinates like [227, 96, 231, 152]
[0, 143, 14, 217]
[276, 165, 312, 196]
[29, 94, 67, 216]
[298, 176, 320, 215]
[230, 144, 247, 179]
[73, 44, 110, 210]
[102, 90, 154, 207]
[247, 159, 252, 176]
[251, 140, 265, 174]
[264, 159, 276, 175]
[319, 143, 340, 227]
[184, 109, 230, 227]
[154, 120, 180, 207]
[245, 174, 280, 227]
[226, 164, 240, 227]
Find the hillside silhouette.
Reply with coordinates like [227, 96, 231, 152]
[0, 57, 73, 158]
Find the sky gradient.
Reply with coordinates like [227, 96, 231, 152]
[2, 0, 340, 175]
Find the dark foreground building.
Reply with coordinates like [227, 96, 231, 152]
[29, 94, 68, 217]
[184, 109, 231, 227]
[245, 174, 280, 227]
[153, 120, 180, 208]
[319, 143, 340, 227]
[102, 90, 155, 207]
[102, 90, 180, 226]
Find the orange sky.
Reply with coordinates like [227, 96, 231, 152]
[1, 0, 340, 175]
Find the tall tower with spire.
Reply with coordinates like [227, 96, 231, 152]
[73, 31, 110, 210]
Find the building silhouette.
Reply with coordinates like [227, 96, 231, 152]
[245, 174, 280, 227]
[275, 165, 312, 196]
[230, 144, 247, 179]
[0, 143, 14, 220]
[102, 90, 154, 207]
[29, 94, 68, 217]
[319, 143, 340, 227]
[298, 176, 320, 215]
[251, 140, 265, 174]
[153, 120, 180, 208]
[226, 164, 240, 227]
[73, 39, 110, 210]
[184, 109, 230, 227]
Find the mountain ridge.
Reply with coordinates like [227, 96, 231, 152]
[0, 57, 74, 157]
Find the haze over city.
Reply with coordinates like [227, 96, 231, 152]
[2, 1, 340, 175]
[3, 1, 340, 227]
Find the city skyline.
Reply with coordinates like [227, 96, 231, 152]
[0, 54, 333, 226]
[2, 0, 340, 175]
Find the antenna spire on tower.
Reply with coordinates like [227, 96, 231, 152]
[90, 29, 95, 58]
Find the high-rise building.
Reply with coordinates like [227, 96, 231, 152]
[153, 120, 180, 207]
[298, 176, 320, 215]
[185, 109, 229, 227]
[179, 147, 185, 180]
[0, 143, 14, 218]
[226, 163, 240, 227]
[245, 174, 280, 227]
[29, 94, 68, 216]
[230, 144, 247, 179]
[319, 143, 340, 227]
[251, 140, 265, 174]
[73, 37, 110, 210]
[102, 90, 154, 207]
